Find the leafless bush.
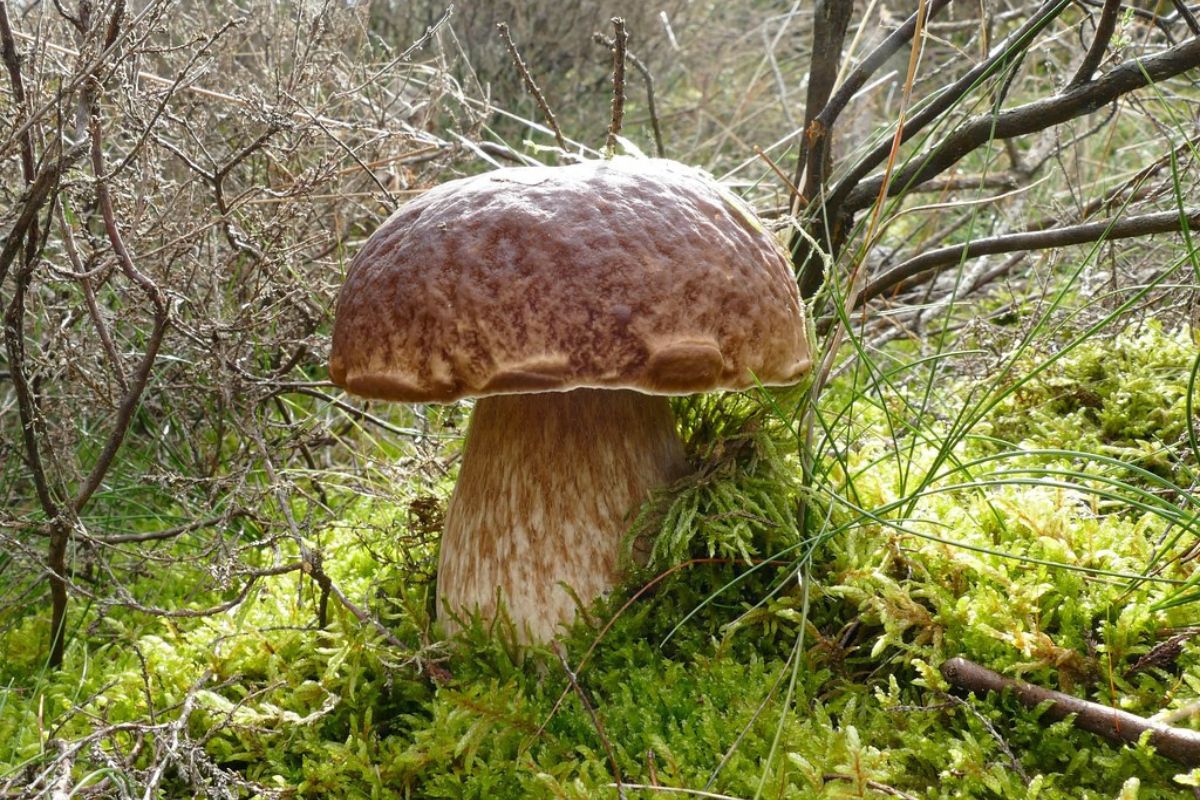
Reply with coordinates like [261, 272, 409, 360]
[0, 0, 487, 673]
[763, 0, 1200, 376]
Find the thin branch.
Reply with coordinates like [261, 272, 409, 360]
[72, 111, 170, 514]
[4, 26, 439, 142]
[756, 145, 801, 198]
[281, 385, 427, 438]
[0, 144, 87, 291]
[603, 786, 744, 800]
[844, 35, 1200, 211]
[791, 0, 853, 206]
[592, 32, 664, 157]
[604, 17, 628, 157]
[792, 0, 954, 201]
[58, 205, 127, 393]
[822, 0, 1071, 224]
[942, 656, 1200, 767]
[324, 579, 408, 650]
[0, 0, 36, 187]
[1169, 0, 1200, 36]
[553, 642, 626, 800]
[495, 22, 568, 153]
[112, 563, 303, 618]
[937, 691, 1030, 783]
[0, 150, 84, 535]
[90, 512, 249, 545]
[397, 4, 453, 62]
[823, 774, 920, 800]
[860, 208, 1200, 305]
[900, 171, 1021, 194]
[0, 0, 168, 154]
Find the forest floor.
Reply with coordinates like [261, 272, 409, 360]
[3, 321, 1199, 799]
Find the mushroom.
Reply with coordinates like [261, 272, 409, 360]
[330, 157, 810, 642]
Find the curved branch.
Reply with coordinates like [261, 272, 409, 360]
[792, 0, 853, 205]
[1068, 0, 1123, 88]
[823, 0, 1071, 223]
[71, 103, 170, 514]
[844, 36, 1200, 211]
[860, 208, 1200, 305]
[805, 0, 953, 168]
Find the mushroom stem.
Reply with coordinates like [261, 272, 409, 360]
[438, 388, 689, 641]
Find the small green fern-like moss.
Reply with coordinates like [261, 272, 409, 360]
[628, 388, 806, 572]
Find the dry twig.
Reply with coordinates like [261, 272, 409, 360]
[496, 22, 569, 154]
[605, 17, 628, 156]
[942, 656, 1200, 767]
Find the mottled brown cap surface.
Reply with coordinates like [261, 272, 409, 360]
[330, 157, 810, 403]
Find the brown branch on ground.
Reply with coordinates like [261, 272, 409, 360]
[941, 656, 1200, 767]
[859, 208, 1200, 306]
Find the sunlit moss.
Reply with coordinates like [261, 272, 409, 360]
[2, 329, 1199, 798]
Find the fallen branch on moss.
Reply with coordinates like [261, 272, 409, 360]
[941, 656, 1200, 767]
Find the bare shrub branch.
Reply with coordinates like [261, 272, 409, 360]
[861, 208, 1200, 305]
[844, 37, 1200, 212]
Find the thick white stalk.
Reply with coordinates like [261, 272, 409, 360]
[438, 388, 688, 641]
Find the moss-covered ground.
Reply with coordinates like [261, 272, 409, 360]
[3, 325, 1199, 798]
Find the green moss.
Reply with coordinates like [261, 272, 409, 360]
[982, 323, 1199, 480]
[3, 329, 1199, 798]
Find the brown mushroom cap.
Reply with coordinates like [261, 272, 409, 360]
[329, 157, 810, 403]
